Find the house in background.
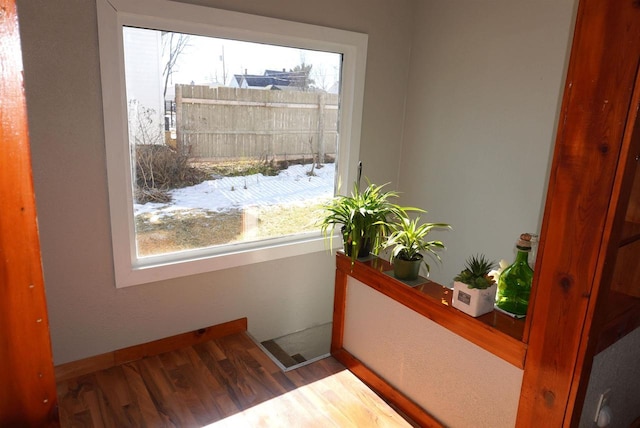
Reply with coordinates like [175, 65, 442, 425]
[122, 27, 166, 145]
[4, 0, 640, 425]
[231, 69, 312, 90]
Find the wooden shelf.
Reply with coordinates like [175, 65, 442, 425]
[619, 221, 640, 247]
[334, 252, 527, 368]
[597, 291, 640, 353]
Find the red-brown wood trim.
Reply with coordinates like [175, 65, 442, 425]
[517, 0, 640, 426]
[331, 348, 444, 428]
[331, 267, 347, 354]
[54, 317, 247, 382]
[567, 61, 640, 426]
[0, 1, 59, 425]
[335, 253, 527, 368]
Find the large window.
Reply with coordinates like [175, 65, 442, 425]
[97, 0, 367, 287]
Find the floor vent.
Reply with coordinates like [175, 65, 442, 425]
[254, 322, 332, 371]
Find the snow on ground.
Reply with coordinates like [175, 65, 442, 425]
[134, 163, 335, 217]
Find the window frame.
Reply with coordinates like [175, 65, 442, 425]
[96, 0, 368, 287]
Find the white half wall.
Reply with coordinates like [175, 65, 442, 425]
[344, 277, 523, 427]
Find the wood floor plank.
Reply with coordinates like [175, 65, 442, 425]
[323, 370, 409, 426]
[120, 363, 169, 427]
[181, 346, 239, 419]
[57, 378, 89, 421]
[137, 356, 199, 427]
[58, 332, 415, 427]
[84, 383, 113, 428]
[93, 366, 141, 427]
[192, 342, 244, 413]
[168, 364, 219, 426]
[206, 337, 279, 409]
[246, 345, 281, 374]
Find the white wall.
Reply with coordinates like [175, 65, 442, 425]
[16, 0, 414, 364]
[398, 0, 576, 286]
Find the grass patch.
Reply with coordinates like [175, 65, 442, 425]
[253, 202, 327, 238]
[134, 200, 329, 257]
[193, 159, 280, 177]
[135, 209, 242, 256]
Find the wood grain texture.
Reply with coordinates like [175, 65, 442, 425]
[517, 0, 640, 426]
[596, 291, 640, 353]
[569, 62, 640, 425]
[55, 318, 248, 382]
[57, 332, 415, 427]
[610, 240, 640, 297]
[331, 267, 347, 354]
[332, 348, 443, 428]
[624, 161, 640, 224]
[609, 70, 640, 298]
[0, 0, 59, 425]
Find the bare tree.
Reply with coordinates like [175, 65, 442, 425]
[162, 32, 190, 99]
[288, 62, 315, 90]
[128, 100, 164, 147]
[311, 63, 329, 91]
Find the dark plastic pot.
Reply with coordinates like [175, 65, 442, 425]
[342, 226, 373, 258]
[344, 237, 373, 258]
[393, 254, 423, 280]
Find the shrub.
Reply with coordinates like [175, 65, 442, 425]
[134, 144, 208, 203]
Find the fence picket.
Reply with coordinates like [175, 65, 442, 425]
[175, 85, 338, 162]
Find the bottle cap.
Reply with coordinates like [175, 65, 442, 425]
[516, 233, 532, 251]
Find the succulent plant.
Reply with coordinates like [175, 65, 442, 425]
[454, 254, 497, 289]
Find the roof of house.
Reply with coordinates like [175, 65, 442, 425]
[233, 69, 308, 88]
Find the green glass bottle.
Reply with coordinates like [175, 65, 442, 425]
[496, 233, 534, 316]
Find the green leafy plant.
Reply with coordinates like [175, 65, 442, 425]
[319, 179, 405, 263]
[453, 254, 497, 289]
[381, 212, 450, 274]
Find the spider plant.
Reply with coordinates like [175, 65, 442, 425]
[319, 179, 405, 263]
[381, 212, 451, 275]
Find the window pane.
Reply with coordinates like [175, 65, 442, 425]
[122, 27, 342, 257]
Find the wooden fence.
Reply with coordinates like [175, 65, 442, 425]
[175, 84, 339, 162]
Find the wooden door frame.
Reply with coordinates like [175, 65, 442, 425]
[0, 0, 59, 425]
[517, 0, 640, 426]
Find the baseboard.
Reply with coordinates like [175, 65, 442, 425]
[55, 317, 247, 382]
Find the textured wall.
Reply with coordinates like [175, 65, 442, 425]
[16, 0, 414, 364]
[344, 277, 523, 427]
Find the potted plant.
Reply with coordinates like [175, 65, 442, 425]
[319, 178, 404, 264]
[381, 212, 450, 281]
[451, 254, 497, 317]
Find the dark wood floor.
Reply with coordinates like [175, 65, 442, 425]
[57, 332, 414, 427]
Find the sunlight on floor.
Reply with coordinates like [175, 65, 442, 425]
[202, 370, 413, 428]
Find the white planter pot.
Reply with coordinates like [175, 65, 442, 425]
[452, 281, 497, 317]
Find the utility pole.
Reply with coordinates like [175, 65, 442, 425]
[220, 45, 227, 85]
